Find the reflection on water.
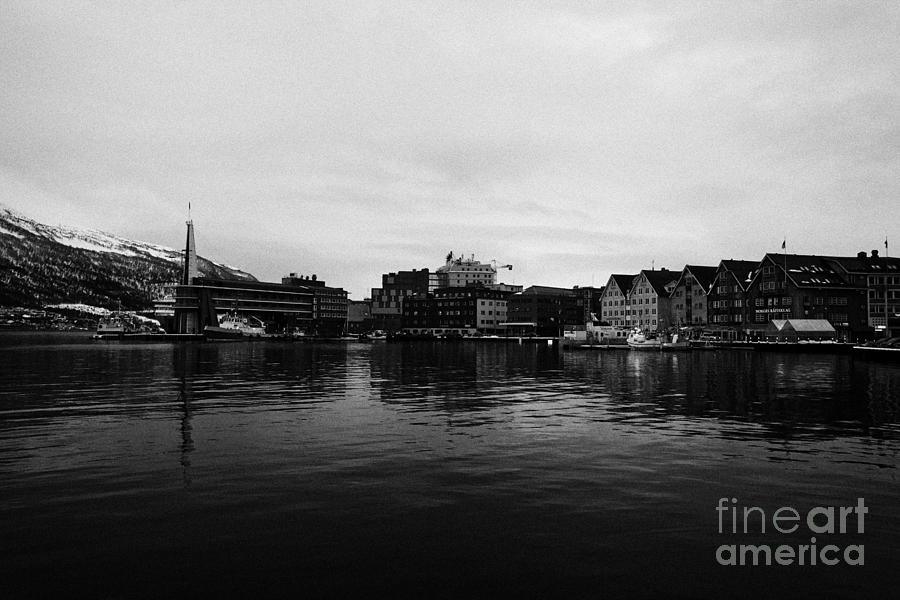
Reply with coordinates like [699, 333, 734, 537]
[0, 333, 899, 597]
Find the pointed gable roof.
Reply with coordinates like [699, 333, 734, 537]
[634, 269, 679, 297]
[671, 265, 719, 295]
[719, 259, 759, 290]
[612, 274, 637, 293]
[760, 253, 858, 289]
[685, 265, 718, 293]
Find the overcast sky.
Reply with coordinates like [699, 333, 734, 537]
[2, 1, 898, 297]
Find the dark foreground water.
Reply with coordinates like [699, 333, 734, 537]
[1, 333, 899, 598]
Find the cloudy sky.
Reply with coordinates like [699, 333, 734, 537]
[2, 1, 898, 297]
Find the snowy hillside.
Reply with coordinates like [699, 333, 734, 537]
[0, 203, 257, 309]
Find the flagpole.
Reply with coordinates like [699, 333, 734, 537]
[782, 238, 787, 299]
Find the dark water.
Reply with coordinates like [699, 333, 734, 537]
[1, 333, 898, 598]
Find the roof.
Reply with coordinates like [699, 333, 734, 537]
[767, 319, 836, 333]
[824, 255, 900, 274]
[719, 260, 759, 290]
[761, 254, 859, 288]
[672, 265, 718, 295]
[519, 285, 576, 296]
[608, 274, 637, 294]
[635, 269, 679, 296]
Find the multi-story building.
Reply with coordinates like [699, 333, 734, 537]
[825, 250, 900, 336]
[669, 265, 718, 327]
[433, 253, 497, 290]
[574, 285, 604, 324]
[347, 299, 373, 334]
[476, 292, 509, 333]
[505, 286, 581, 337]
[627, 269, 678, 331]
[744, 253, 868, 341]
[283, 273, 349, 337]
[706, 260, 759, 339]
[174, 277, 315, 334]
[400, 286, 513, 335]
[599, 275, 637, 327]
[371, 268, 431, 331]
[174, 222, 335, 335]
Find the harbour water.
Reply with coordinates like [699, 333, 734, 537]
[1, 332, 898, 597]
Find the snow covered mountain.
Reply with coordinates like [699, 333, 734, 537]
[0, 203, 256, 309]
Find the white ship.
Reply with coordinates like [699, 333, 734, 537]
[626, 328, 662, 350]
[205, 310, 266, 338]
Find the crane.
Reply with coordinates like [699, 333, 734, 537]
[491, 259, 513, 271]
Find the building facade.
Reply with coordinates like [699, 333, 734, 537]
[505, 286, 581, 337]
[174, 277, 314, 334]
[627, 269, 678, 331]
[371, 269, 431, 331]
[401, 286, 513, 335]
[574, 285, 604, 324]
[347, 299, 373, 334]
[433, 253, 497, 290]
[599, 275, 636, 327]
[283, 274, 349, 337]
[706, 260, 758, 339]
[744, 253, 868, 341]
[669, 265, 718, 327]
[825, 250, 900, 336]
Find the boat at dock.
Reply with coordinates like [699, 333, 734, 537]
[94, 311, 165, 339]
[626, 328, 662, 350]
[204, 310, 266, 339]
[661, 333, 691, 351]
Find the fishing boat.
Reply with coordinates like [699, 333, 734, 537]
[626, 328, 662, 350]
[204, 310, 266, 339]
[94, 311, 165, 339]
[96, 312, 138, 335]
[661, 332, 691, 351]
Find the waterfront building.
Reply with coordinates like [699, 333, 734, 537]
[599, 275, 637, 327]
[174, 277, 314, 334]
[370, 268, 431, 331]
[282, 273, 348, 337]
[825, 250, 900, 336]
[627, 269, 678, 331]
[347, 299, 373, 334]
[763, 319, 837, 342]
[706, 260, 759, 340]
[172, 222, 346, 335]
[744, 253, 868, 341]
[505, 286, 581, 337]
[669, 265, 718, 327]
[574, 285, 604, 324]
[400, 286, 513, 335]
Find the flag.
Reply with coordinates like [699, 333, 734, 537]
[781, 239, 786, 250]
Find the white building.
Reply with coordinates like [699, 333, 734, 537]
[433, 253, 498, 290]
[476, 297, 508, 333]
[599, 274, 637, 327]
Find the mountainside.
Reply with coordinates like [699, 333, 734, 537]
[0, 204, 256, 310]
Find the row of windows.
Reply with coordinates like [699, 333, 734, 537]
[754, 297, 794, 307]
[711, 314, 745, 323]
[867, 276, 900, 285]
[710, 300, 744, 308]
